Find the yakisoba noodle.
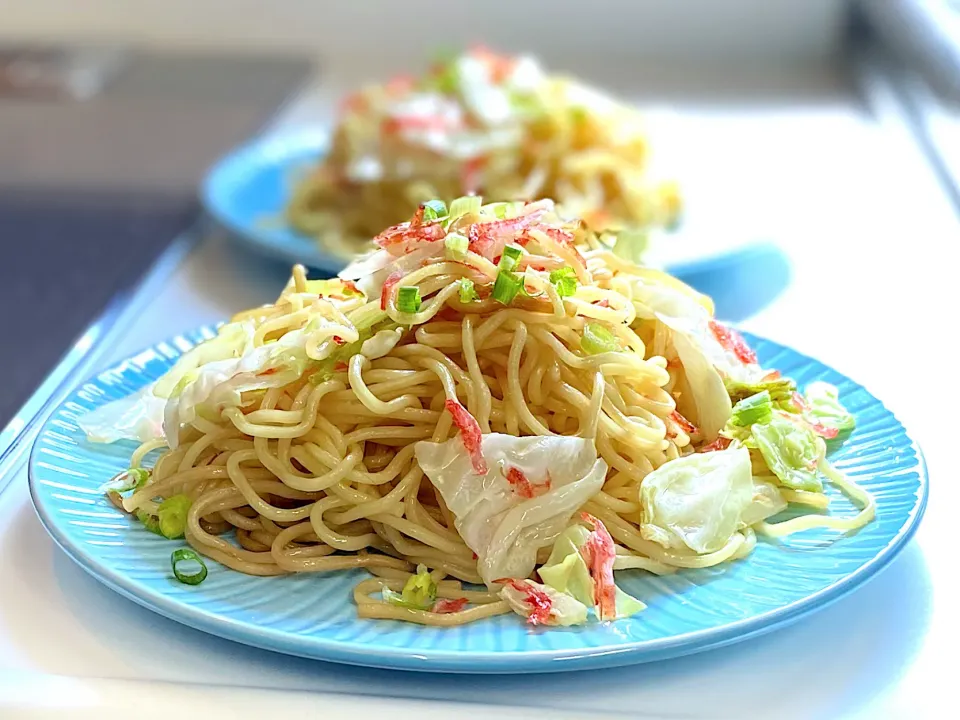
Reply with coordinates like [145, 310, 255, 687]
[87, 197, 874, 628]
[287, 47, 680, 259]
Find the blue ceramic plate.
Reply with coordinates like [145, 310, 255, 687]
[29, 328, 927, 673]
[201, 131, 768, 278]
[201, 130, 343, 273]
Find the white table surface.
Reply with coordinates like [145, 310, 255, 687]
[1, 58, 957, 719]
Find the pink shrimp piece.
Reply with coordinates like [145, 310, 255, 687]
[701, 437, 732, 453]
[380, 271, 404, 311]
[432, 598, 469, 614]
[579, 512, 617, 621]
[466, 208, 549, 260]
[496, 578, 554, 626]
[444, 399, 487, 474]
[505, 467, 551, 499]
[668, 410, 698, 439]
[708, 320, 758, 365]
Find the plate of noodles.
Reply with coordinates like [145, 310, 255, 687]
[30, 197, 925, 672]
[203, 48, 760, 276]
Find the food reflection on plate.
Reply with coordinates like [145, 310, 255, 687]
[286, 47, 681, 263]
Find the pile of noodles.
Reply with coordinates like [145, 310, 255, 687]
[286, 47, 681, 260]
[98, 198, 873, 626]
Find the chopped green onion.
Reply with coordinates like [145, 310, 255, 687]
[171, 548, 208, 585]
[549, 267, 578, 298]
[444, 232, 469, 257]
[383, 564, 437, 610]
[725, 376, 796, 403]
[490, 245, 526, 305]
[481, 201, 523, 219]
[581, 322, 620, 355]
[157, 494, 192, 539]
[730, 391, 774, 427]
[458, 278, 479, 303]
[135, 508, 162, 536]
[397, 286, 422, 313]
[447, 195, 481, 222]
[500, 244, 523, 268]
[492, 269, 523, 305]
[100, 467, 150, 494]
[420, 199, 447, 221]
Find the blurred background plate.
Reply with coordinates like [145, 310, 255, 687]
[201, 129, 769, 279]
[29, 328, 927, 674]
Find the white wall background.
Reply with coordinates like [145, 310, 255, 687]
[0, 0, 848, 64]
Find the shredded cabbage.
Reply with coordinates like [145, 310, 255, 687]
[414, 433, 607, 586]
[751, 416, 825, 493]
[539, 525, 646, 619]
[499, 579, 588, 626]
[803, 381, 856, 434]
[640, 447, 753, 554]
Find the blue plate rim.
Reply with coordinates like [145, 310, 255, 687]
[28, 329, 929, 673]
[200, 129, 339, 273]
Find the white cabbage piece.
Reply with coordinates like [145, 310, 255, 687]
[625, 273, 731, 440]
[625, 270, 783, 441]
[77, 384, 167, 444]
[539, 525, 646, 619]
[154, 321, 257, 399]
[161, 312, 353, 446]
[803, 381, 856, 434]
[79, 320, 260, 446]
[751, 415, 825, 493]
[499, 579, 588, 626]
[740, 479, 788, 527]
[538, 525, 594, 606]
[81, 305, 355, 448]
[640, 446, 753, 554]
[338, 244, 436, 300]
[669, 328, 732, 441]
[414, 434, 607, 587]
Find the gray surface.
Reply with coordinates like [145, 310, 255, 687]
[0, 50, 310, 191]
[0, 49, 311, 426]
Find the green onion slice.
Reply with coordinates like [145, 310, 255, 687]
[444, 232, 469, 257]
[397, 286, 422, 313]
[100, 467, 150, 494]
[491, 245, 526, 305]
[157, 494, 192, 540]
[730, 391, 774, 427]
[492, 270, 523, 305]
[383, 564, 437, 610]
[549, 267, 578, 298]
[458, 278, 479, 303]
[499, 244, 523, 271]
[581, 322, 620, 355]
[171, 548, 208, 585]
[482, 201, 524, 219]
[447, 195, 481, 223]
[420, 200, 447, 221]
[135, 508, 163, 536]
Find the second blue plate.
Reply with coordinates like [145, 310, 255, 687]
[201, 131, 770, 278]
